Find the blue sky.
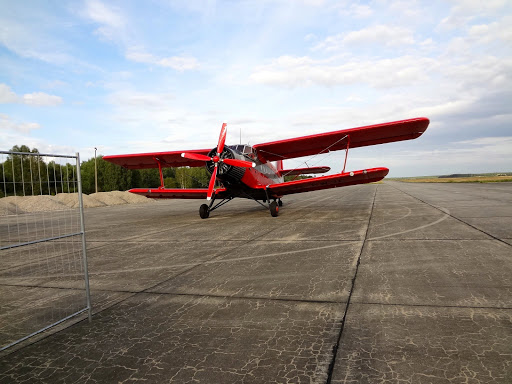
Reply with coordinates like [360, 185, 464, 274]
[1, 0, 511, 176]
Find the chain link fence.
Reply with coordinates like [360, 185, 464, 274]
[0, 151, 92, 352]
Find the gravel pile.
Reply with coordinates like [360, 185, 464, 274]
[0, 191, 154, 216]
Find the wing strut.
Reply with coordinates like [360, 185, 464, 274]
[153, 157, 165, 189]
[342, 135, 350, 173]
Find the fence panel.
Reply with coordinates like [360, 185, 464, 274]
[0, 151, 91, 352]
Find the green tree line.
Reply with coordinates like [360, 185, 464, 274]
[1, 145, 210, 197]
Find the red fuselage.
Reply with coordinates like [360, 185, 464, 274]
[209, 144, 284, 199]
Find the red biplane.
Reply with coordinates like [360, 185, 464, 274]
[104, 117, 429, 218]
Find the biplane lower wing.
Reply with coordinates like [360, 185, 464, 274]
[103, 149, 211, 169]
[129, 188, 229, 199]
[266, 167, 388, 197]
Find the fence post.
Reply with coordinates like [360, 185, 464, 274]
[76, 153, 92, 322]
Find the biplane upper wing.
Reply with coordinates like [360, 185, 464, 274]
[103, 149, 211, 169]
[128, 187, 229, 199]
[253, 117, 429, 162]
[266, 167, 388, 197]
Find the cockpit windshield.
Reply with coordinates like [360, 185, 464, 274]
[228, 145, 256, 159]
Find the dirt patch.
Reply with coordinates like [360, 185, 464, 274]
[0, 191, 154, 216]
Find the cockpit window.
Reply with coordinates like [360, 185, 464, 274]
[229, 145, 253, 154]
[228, 145, 256, 159]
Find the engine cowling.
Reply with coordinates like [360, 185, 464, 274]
[206, 147, 246, 182]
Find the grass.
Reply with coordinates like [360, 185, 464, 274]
[390, 176, 512, 183]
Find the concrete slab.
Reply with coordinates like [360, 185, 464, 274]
[460, 217, 512, 239]
[1, 182, 511, 383]
[330, 304, 512, 383]
[0, 209, 82, 246]
[352, 240, 512, 307]
[386, 182, 512, 242]
[1, 240, 86, 272]
[371, 203, 441, 218]
[1, 294, 344, 384]
[0, 286, 130, 350]
[368, 214, 491, 240]
[444, 206, 512, 218]
[152, 240, 362, 302]
[83, 240, 247, 291]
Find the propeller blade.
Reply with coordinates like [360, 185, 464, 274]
[206, 165, 217, 201]
[181, 152, 212, 162]
[222, 158, 256, 168]
[217, 123, 227, 154]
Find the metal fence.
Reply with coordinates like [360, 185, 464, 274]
[0, 151, 92, 352]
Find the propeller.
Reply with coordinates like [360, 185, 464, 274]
[181, 123, 256, 200]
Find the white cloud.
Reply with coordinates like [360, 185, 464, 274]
[157, 56, 199, 71]
[249, 55, 434, 88]
[314, 25, 415, 51]
[439, 0, 508, 30]
[0, 84, 62, 106]
[347, 136, 512, 176]
[0, 16, 70, 64]
[457, 136, 512, 148]
[0, 84, 18, 103]
[83, 0, 126, 41]
[0, 113, 41, 133]
[344, 25, 415, 46]
[124, 49, 154, 64]
[108, 90, 174, 109]
[468, 19, 512, 45]
[83, 2, 200, 72]
[125, 47, 200, 71]
[23, 92, 63, 106]
[333, 3, 373, 18]
[348, 4, 373, 18]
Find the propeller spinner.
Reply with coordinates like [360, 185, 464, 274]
[181, 123, 256, 200]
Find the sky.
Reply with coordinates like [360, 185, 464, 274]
[0, 0, 511, 177]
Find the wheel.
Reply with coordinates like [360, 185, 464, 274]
[270, 201, 279, 217]
[278, 199, 283, 207]
[199, 204, 210, 219]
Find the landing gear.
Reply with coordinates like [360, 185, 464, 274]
[270, 201, 279, 217]
[278, 199, 283, 207]
[198, 197, 234, 219]
[199, 204, 210, 219]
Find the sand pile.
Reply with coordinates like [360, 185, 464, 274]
[54, 193, 82, 208]
[0, 198, 22, 215]
[0, 191, 154, 216]
[12, 195, 66, 213]
[90, 191, 129, 205]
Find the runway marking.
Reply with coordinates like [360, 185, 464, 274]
[372, 206, 412, 227]
[367, 208, 450, 241]
[5, 196, 451, 280]
[13, 207, 451, 279]
[127, 208, 448, 269]
[387, 182, 512, 246]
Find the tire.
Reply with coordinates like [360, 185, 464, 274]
[199, 204, 210, 219]
[270, 201, 279, 217]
